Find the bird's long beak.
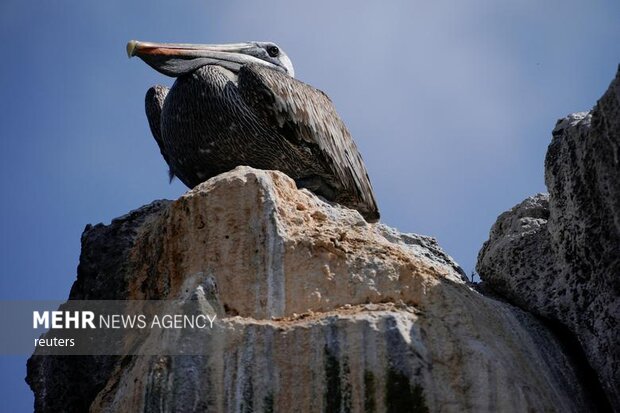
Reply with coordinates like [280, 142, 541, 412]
[127, 40, 261, 77]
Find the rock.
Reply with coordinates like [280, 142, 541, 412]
[26, 200, 171, 413]
[476, 194, 558, 312]
[27, 166, 605, 412]
[477, 67, 620, 409]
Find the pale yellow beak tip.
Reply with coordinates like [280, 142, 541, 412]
[126, 40, 139, 58]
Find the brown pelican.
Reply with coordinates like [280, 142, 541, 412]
[127, 40, 380, 222]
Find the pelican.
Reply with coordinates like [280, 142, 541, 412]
[127, 40, 380, 222]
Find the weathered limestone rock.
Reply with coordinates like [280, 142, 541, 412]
[477, 67, 620, 409]
[476, 194, 559, 312]
[28, 166, 604, 412]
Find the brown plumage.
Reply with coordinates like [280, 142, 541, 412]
[131, 40, 380, 221]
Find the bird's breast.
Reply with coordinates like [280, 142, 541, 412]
[159, 65, 316, 187]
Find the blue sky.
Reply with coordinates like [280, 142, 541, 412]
[1, 0, 619, 410]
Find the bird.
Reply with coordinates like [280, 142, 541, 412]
[127, 40, 380, 222]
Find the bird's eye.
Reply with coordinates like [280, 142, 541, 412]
[267, 46, 280, 57]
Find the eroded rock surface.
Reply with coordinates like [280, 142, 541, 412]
[477, 67, 620, 409]
[28, 166, 604, 412]
[476, 194, 558, 311]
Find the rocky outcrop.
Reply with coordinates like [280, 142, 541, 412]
[28, 166, 605, 412]
[477, 67, 620, 410]
[476, 194, 557, 312]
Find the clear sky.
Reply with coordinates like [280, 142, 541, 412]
[1, 0, 619, 410]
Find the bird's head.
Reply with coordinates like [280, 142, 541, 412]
[127, 40, 295, 78]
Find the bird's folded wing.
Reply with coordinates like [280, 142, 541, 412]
[238, 63, 379, 220]
[145, 85, 176, 181]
